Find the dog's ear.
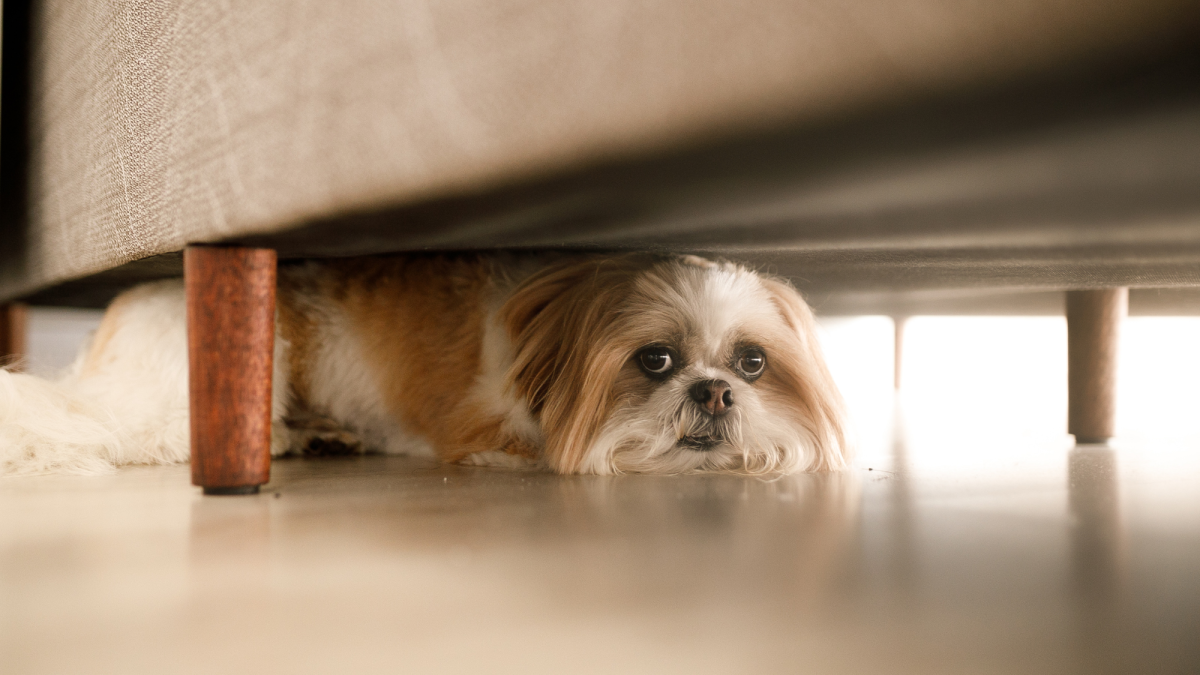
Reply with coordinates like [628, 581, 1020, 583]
[500, 257, 644, 473]
[757, 276, 850, 471]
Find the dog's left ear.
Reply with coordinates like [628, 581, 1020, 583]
[500, 257, 644, 473]
[758, 276, 851, 471]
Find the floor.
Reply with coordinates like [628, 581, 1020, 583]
[3, 312, 1200, 674]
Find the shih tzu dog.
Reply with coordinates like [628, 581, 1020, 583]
[0, 254, 848, 475]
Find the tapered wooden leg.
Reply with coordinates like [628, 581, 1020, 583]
[1067, 288, 1127, 444]
[0, 303, 28, 370]
[185, 246, 277, 495]
[893, 316, 906, 391]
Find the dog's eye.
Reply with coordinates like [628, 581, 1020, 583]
[638, 347, 674, 376]
[737, 349, 766, 378]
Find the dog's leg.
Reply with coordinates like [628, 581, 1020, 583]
[281, 411, 365, 457]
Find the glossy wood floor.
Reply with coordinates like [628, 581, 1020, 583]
[4, 422, 1199, 672]
[2, 313, 1199, 673]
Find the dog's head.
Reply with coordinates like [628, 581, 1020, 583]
[502, 255, 848, 475]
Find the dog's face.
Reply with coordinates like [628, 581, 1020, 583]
[503, 255, 847, 475]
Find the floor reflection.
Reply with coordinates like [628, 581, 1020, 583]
[185, 458, 864, 617]
[885, 398, 917, 591]
[7, 427, 1196, 674]
[1068, 445, 1125, 674]
[188, 492, 274, 595]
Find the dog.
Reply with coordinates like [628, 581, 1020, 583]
[0, 253, 848, 475]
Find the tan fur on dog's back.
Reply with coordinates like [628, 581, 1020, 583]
[279, 256, 521, 462]
[343, 257, 487, 455]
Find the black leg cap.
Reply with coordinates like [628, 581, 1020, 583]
[202, 485, 261, 496]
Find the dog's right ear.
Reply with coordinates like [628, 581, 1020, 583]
[499, 256, 647, 473]
[500, 259, 601, 412]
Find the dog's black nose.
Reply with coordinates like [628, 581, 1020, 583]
[689, 379, 733, 416]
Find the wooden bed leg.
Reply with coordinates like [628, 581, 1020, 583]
[893, 316, 906, 391]
[1067, 288, 1127, 445]
[185, 246, 277, 495]
[1, 303, 28, 370]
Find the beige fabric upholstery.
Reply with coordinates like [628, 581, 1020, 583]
[1, 0, 1193, 301]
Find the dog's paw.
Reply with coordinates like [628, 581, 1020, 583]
[456, 450, 539, 470]
[282, 414, 364, 457]
[299, 430, 363, 457]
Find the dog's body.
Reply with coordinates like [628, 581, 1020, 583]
[1, 254, 848, 476]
